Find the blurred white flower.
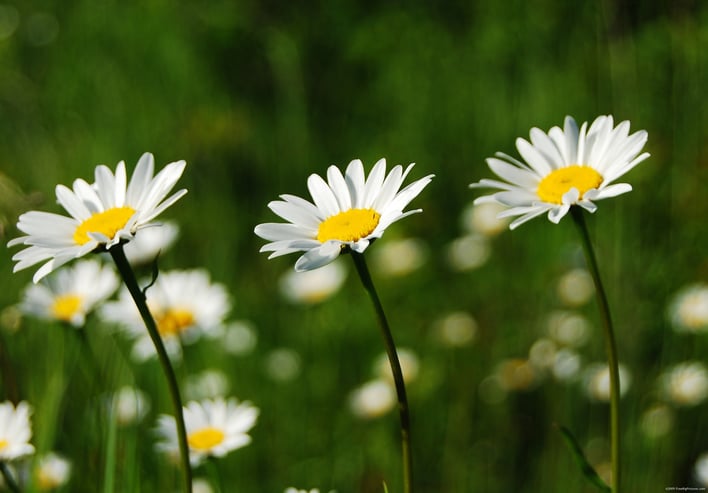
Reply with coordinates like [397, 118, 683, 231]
[156, 397, 258, 466]
[695, 452, 708, 487]
[185, 369, 230, 401]
[370, 237, 428, 277]
[349, 379, 396, 419]
[19, 259, 118, 327]
[279, 260, 347, 304]
[528, 338, 557, 370]
[445, 234, 490, 271]
[459, 201, 510, 237]
[264, 348, 302, 382]
[556, 268, 594, 307]
[668, 283, 708, 334]
[660, 362, 708, 407]
[552, 348, 582, 382]
[547, 311, 590, 348]
[34, 452, 71, 490]
[192, 478, 214, 493]
[496, 358, 539, 392]
[432, 311, 477, 347]
[122, 220, 179, 266]
[0, 400, 34, 461]
[101, 269, 230, 362]
[373, 347, 419, 385]
[639, 404, 674, 439]
[222, 321, 258, 355]
[112, 386, 150, 426]
[583, 363, 631, 401]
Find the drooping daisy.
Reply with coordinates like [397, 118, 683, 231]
[100, 269, 230, 362]
[470, 115, 649, 229]
[34, 452, 71, 490]
[0, 401, 35, 461]
[155, 397, 259, 466]
[19, 259, 119, 327]
[9, 152, 187, 283]
[254, 158, 434, 271]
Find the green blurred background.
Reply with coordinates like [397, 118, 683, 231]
[1, 1, 707, 492]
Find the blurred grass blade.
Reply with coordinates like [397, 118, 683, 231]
[103, 401, 118, 493]
[556, 424, 610, 492]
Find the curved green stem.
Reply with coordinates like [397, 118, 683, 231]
[0, 462, 20, 493]
[351, 252, 413, 493]
[109, 244, 192, 493]
[571, 207, 621, 493]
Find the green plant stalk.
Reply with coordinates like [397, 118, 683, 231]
[571, 207, 621, 493]
[0, 461, 20, 493]
[351, 251, 413, 493]
[109, 244, 192, 493]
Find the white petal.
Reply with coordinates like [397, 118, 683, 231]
[294, 242, 342, 271]
[326, 166, 352, 210]
[307, 173, 340, 217]
[344, 159, 366, 208]
[516, 137, 552, 176]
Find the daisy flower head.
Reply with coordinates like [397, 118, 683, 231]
[470, 115, 649, 229]
[0, 400, 35, 461]
[19, 259, 119, 327]
[255, 158, 434, 271]
[9, 153, 187, 283]
[155, 397, 259, 466]
[101, 269, 230, 362]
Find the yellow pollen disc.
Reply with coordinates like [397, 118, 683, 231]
[316, 208, 381, 243]
[156, 309, 195, 337]
[73, 206, 136, 245]
[188, 427, 225, 451]
[0, 439, 7, 450]
[51, 294, 83, 322]
[537, 165, 603, 205]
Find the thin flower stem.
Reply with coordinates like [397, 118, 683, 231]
[351, 251, 413, 493]
[109, 244, 192, 493]
[206, 457, 224, 493]
[571, 207, 621, 493]
[0, 461, 20, 493]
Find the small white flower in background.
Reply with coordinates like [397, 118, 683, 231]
[112, 386, 150, 426]
[695, 452, 708, 487]
[155, 397, 258, 466]
[495, 358, 540, 392]
[222, 321, 258, 356]
[552, 348, 582, 382]
[445, 234, 490, 271]
[349, 379, 396, 419]
[528, 338, 557, 370]
[0, 401, 35, 461]
[34, 452, 71, 490]
[373, 348, 419, 385]
[370, 237, 428, 277]
[660, 361, 708, 407]
[584, 363, 632, 401]
[184, 369, 230, 401]
[122, 220, 179, 266]
[9, 152, 187, 283]
[432, 311, 478, 348]
[192, 478, 214, 493]
[255, 158, 433, 271]
[459, 201, 510, 237]
[101, 269, 230, 362]
[19, 259, 118, 327]
[639, 404, 674, 439]
[556, 268, 594, 307]
[264, 348, 302, 382]
[546, 310, 590, 348]
[278, 259, 347, 304]
[668, 283, 708, 334]
[470, 115, 649, 229]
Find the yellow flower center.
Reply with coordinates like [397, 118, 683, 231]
[155, 309, 195, 337]
[188, 427, 225, 451]
[316, 208, 381, 243]
[0, 439, 7, 450]
[51, 294, 83, 322]
[537, 165, 603, 205]
[73, 206, 136, 245]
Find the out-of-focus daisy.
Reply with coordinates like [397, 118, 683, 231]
[470, 115, 649, 229]
[660, 362, 708, 407]
[528, 338, 557, 370]
[584, 363, 632, 401]
[0, 401, 34, 461]
[495, 358, 540, 392]
[278, 260, 347, 304]
[34, 452, 71, 490]
[370, 237, 428, 277]
[668, 283, 708, 334]
[556, 268, 594, 307]
[19, 259, 118, 327]
[546, 310, 590, 348]
[264, 348, 302, 383]
[222, 321, 258, 356]
[184, 369, 230, 401]
[695, 452, 708, 488]
[373, 348, 419, 385]
[552, 348, 582, 382]
[9, 153, 187, 283]
[432, 311, 478, 348]
[101, 269, 230, 362]
[155, 397, 258, 466]
[445, 234, 491, 271]
[349, 379, 396, 419]
[255, 158, 433, 271]
[459, 201, 510, 237]
[193, 478, 214, 493]
[639, 404, 674, 439]
[112, 386, 151, 426]
[122, 220, 180, 266]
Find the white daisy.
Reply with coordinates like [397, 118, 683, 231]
[9, 152, 187, 283]
[19, 259, 119, 327]
[100, 269, 230, 362]
[0, 400, 35, 461]
[254, 158, 433, 271]
[35, 452, 71, 490]
[470, 115, 649, 229]
[155, 397, 259, 466]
